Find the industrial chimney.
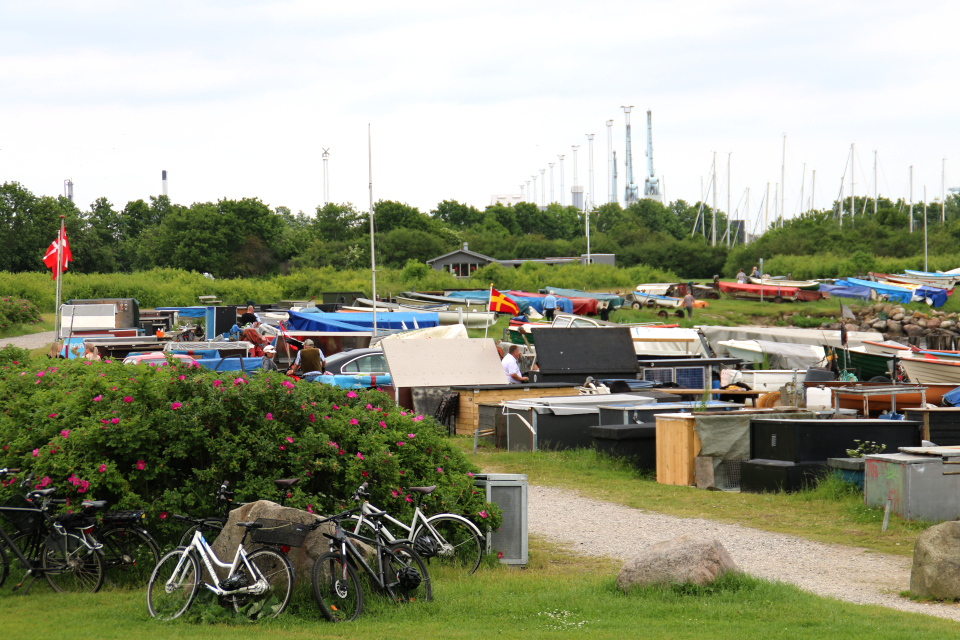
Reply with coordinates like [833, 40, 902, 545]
[162, 170, 168, 197]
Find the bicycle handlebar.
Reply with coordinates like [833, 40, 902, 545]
[351, 481, 369, 502]
[0, 468, 20, 475]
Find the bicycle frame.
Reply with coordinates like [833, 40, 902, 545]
[168, 529, 268, 598]
[326, 520, 395, 592]
[352, 500, 483, 549]
[0, 503, 101, 585]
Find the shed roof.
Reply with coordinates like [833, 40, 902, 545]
[426, 248, 497, 264]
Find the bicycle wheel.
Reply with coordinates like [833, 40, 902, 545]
[4, 531, 42, 590]
[0, 536, 9, 588]
[178, 520, 224, 547]
[312, 552, 362, 622]
[415, 515, 483, 577]
[99, 526, 160, 589]
[42, 532, 105, 593]
[147, 549, 201, 620]
[385, 543, 432, 603]
[229, 548, 294, 619]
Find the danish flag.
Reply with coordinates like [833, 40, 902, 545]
[41, 221, 72, 280]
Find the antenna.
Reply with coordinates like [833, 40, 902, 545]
[322, 148, 330, 205]
[558, 155, 565, 207]
[621, 106, 638, 204]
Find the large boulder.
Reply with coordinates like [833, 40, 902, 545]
[885, 321, 904, 336]
[927, 318, 941, 329]
[616, 535, 738, 591]
[904, 323, 924, 338]
[211, 500, 358, 588]
[911, 521, 960, 599]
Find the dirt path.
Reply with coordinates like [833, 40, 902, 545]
[1, 331, 56, 351]
[529, 484, 960, 621]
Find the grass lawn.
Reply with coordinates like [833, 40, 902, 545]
[455, 440, 928, 557]
[0, 538, 956, 639]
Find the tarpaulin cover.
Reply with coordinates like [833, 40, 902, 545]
[169, 349, 219, 359]
[157, 306, 208, 318]
[718, 281, 801, 297]
[915, 285, 948, 308]
[695, 411, 816, 488]
[942, 386, 960, 407]
[542, 287, 624, 309]
[508, 291, 601, 315]
[287, 310, 438, 332]
[722, 339, 825, 369]
[845, 278, 912, 304]
[534, 327, 637, 374]
[194, 357, 264, 371]
[698, 325, 879, 350]
[446, 291, 530, 314]
[819, 283, 873, 299]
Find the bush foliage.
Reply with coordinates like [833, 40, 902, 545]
[0, 358, 498, 543]
[0, 297, 42, 330]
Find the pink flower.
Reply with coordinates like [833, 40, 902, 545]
[347, 391, 357, 398]
[60, 429, 70, 439]
[497, 551, 504, 560]
[93, 395, 102, 402]
[327, 441, 338, 448]
[412, 415, 424, 422]
[391, 490, 398, 497]
[213, 380, 223, 388]
[78, 480, 89, 493]
[123, 396, 133, 403]
[110, 386, 117, 391]
[407, 433, 415, 439]
[266, 413, 273, 420]
[357, 452, 364, 460]
[32, 449, 39, 457]
[405, 494, 413, 503]
[279, 445, 286, 451]
[36, 371, 44, 377]
[309, 414, 315, 423]
[171, 402, 182, 410]
[178, 374, 185, 381]
[48, 413, 58, 418]
[282, 380, 294, 389]
[397, 441, 405, 446]
[286, 436, 293, 443]
[324, 416, 330, 420]
[332, 404, 339, 410]
[98, 464, 106, 473]
[136, 459, 145, 471]
[467, 472, 474, 477]
[436, 467, 443, 474]
[366, 403, 373, 410]
[349, 418, 359, 426]
[40, 476, 51, 487]
[111, 418, 119, 424]
[380, 421, 387, 428]
[160, 512, 167, 520]
[479, 510, 488, 519]
[101, 419, 109, 424]
[306, 504, 314, 514]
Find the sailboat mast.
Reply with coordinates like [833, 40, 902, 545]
[368, 124, 377, 336]
[727, 152, 731, 247]
[909, 165, 914, 233]
[711, 152, 717, 246]
[780, 134, 786, 227]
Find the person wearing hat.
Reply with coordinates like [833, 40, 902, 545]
[262, 344, 279, 372]
[286, 338, 325, 377]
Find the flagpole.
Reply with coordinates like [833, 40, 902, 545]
[484, 283, 493, 340]
[54, 216, 65, 344]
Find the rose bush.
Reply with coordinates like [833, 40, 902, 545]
[0, 297, 42, 331]
[0, 357, 499, 543]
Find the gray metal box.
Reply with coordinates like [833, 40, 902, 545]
[864, 453, 960, 521]
[473, 474, 528, 565]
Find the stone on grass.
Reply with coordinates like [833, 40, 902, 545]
[616, 535, 738, 591]
[910, 521, 960, 600]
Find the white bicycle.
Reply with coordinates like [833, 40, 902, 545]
[345, 483, 485, 578]
[146, 517, 295, 621]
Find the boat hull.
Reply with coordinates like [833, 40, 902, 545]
[802, 381, 951, 414]
[748, 277, 820, 290]
[900, 357, 960, 386]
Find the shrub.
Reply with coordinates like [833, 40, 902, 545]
[0, 359, 499, 543]
[0, 345, 30, 367]
[0, 297, 42, 330]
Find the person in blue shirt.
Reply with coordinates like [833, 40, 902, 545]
[542, 291, 558, 320]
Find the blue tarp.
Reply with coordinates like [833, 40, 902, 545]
[168, 349, 220, 359]
[845, 278, 913, 304]
[287, 310, 438, 332]
[507, 294, 571, 314]
[915, 285, 948, 308]
[194, 357, 264, 372]
[446, 291, 531, 315]
[542, 287, 624, 309]
[820, 283, 873, 300]
[941, 386, 960, 407]
[157, 306, 209, 318]
[313, 373, 393, 389]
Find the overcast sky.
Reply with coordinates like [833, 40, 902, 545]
[2, 0, 957, 234]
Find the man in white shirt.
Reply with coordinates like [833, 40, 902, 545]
[502, 345, 528, 384]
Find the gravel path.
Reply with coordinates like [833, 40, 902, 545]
[1, 331, 56, 351]
[529, 485, 960, 622]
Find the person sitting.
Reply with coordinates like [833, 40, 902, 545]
[750, 266, 760, 278]
[261, 345, 279, 372]
[287, 339, 325, 376]
[502, 345, 528, 384]
[238, 305, 259, 327]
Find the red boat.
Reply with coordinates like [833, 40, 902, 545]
[717, 281, 825, 302]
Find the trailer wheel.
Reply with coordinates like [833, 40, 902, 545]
[632, 302, 642, 310]
[658, 310, 669, 319]
[708, 292, 720, 299]
[773, 296, 783, 304]
[674, 310, 685, 318]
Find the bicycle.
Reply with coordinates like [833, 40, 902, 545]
[311, 485, 432, 622]
[93, 508, 160, 588]
[146, 517, 296, 621]
[344, 483, 484, 577]
[175, 480, 236, 548]
[0, 468, 106, 593]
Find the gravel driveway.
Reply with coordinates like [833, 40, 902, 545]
[1, 331, 56, 351]
[529, 485, 960, 622]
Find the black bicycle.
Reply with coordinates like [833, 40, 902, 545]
[92, 507, 160, 588]
[311, 484, 432, 622]
[0, 468, 105, 593]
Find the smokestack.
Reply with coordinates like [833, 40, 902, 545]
[162, 170, 168, 197]
[64, 179, 74, 202]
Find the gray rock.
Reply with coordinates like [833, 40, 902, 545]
[872, 321, 888, 331]
[892, 306, 905, 317]
[903, 324, 924, 338]
[928, 318, 941, 329]
[616, 535, 738, 590]
[211, 500, 361, 589]
[892, 313, 904, 321]
[918, 319, 928, 328]
[911, 521, 960, 600]
[858, 323, 874, 333]
[885, 321, 904, 336]
[844, 323, 860, 333]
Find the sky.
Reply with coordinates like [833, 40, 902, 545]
[2, 0, 958, 234]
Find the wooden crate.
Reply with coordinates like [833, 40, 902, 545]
[455, 386, 579, 435]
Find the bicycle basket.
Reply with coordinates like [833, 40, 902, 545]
[249, 518, 309, 548]
[102, 510, 145, 525]
[0, 495, 42, 534]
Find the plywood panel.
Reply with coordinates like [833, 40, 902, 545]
[655, 415, 701, 486]
[383, 339, 506, 388]
[455, 388, 586, 435]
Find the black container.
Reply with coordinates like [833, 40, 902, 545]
[750, 419, 921, 462]
[589, 424, 656, 470]
[740, 459, 827, 493]
[904, 409, 960, 446]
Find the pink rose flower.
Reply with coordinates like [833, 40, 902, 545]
[407, 433, 415, 439]
[309, 414, 315, 423]
[380, 421, 387, 428]
[266, 413, 273, 420]
[171, 402, 182, 410]
[99, 464, 106, 473]
[136, 459, 145, 470]
[123, 396, 133, 403]
[437, 467, 443, 473]
[347, 391, 357, 398]
[356, 452, 364, 460]
[32, 449, 39, 457]
[397, 441, 405, 446]
[93, 395, 102, 402]
[479, 510, 488, 519]
[286, 436, 293, 443]
[111, 418, 119, 424]
[160, 512, 168, 520]
[60, 429, 70, 439]
[349, 418, 359, 426]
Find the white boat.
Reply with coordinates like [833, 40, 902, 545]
[899, 356, 960, 386]
[861, 340, 916, 358]
[722, 369, 807, 392]
[717, 339, 826, 369]
[748, 277, 820, 290]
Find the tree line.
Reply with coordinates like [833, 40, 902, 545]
[1, 181, 957, 280]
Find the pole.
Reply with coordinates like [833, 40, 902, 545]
[781, 133, 786, 227]
[532, 175, 538, 207]
[572, 145, 580, 210]
[811, 169, 816, 211]
[540, 169, 545, 207]
[726, 152, 731, 246]
[548, 163, 555, 203]
[558, 155, 565, 207]
[587, 133, 595, 211]
[800, 162, 806, 215]
[909, 165, 914, 233]
[368, 124, 377, 337]
[54, 216, 65, 342]
[711, 152, 717, 246]
[924, 186, 928, 271]
[606, 120, 614, 203]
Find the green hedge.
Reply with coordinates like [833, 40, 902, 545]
[0, 356, 498, 543]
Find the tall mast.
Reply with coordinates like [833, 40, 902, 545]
[558, 155, 565, 207]
[612, 151, 618, 204]
[780, 134, 786, 227]
[548, 163, 555, 203]
[909, 165, 914, 233]
[621, 106, 638, 204]
[606, 120, 614, 203]
[643, 110, 661, 200]
[711, 152, 717, 246]
[540, 169, 546, 207]
[368, 124, 377, 336]
[587, 133, 595, 211]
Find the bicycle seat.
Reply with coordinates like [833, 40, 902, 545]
[274, 478, 301, 489]
[236, 521, 263, 530]
[408, 486, 437, 495]
[28, 488, 57, 498]
[81, 500, 107, 510]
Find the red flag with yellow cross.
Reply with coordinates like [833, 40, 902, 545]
[488, 286, 519, 315]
